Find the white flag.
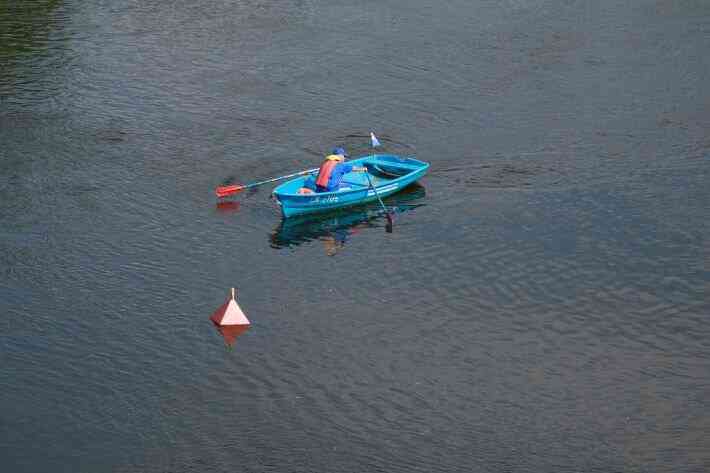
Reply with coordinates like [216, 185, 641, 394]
[370, 132, 381, 148]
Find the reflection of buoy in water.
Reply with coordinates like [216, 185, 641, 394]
[211, 288, 250, 326]
[216, 324, 250, 347]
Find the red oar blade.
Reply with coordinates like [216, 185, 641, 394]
[215, 184, 245, 198]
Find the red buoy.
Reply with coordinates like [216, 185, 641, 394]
[210, 288, 250, 326]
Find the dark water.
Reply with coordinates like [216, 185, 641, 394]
[2, 1, 709, 471]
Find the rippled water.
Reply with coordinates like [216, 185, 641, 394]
[2, 1, 709, 472]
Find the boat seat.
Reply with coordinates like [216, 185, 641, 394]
[340, 179, 368, 187]
[369, 159, 421, 171]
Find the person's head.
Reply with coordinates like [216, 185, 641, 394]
[332, 147, 348, 158]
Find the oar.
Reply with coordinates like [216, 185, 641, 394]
[216, 167, 319, 198]
[364, 170, 394, 233]
[365, 131, 393, 232]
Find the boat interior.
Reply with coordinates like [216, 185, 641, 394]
[276, 156, 423, 196]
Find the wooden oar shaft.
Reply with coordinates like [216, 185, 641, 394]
[216, 167, 319, 198]
[365, 172, 387, 212]
[364, 171, 394, 232]
[243, 168, 319, 189]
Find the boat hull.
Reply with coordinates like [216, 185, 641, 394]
[272, 155, 429, 218]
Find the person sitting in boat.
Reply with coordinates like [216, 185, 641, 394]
[310, 147, 367, 193]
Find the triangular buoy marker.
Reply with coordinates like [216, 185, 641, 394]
[210, 288, 250, 326]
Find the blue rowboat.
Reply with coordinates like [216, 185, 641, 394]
[272, 155, 430, 218]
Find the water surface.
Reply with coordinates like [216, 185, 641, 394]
[1, 1, 709, 472]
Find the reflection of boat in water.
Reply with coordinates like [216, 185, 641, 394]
[270, 183, 426, 251]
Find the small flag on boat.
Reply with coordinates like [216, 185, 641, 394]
[370, 132, 381, 148]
